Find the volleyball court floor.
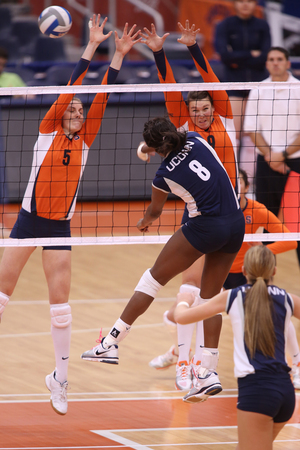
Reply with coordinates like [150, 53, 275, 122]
[0, 202, 299, 449]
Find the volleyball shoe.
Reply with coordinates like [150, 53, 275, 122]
[45, 370, 68, 415]
[81, 337, 119, 364]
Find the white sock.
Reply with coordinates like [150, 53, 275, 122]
[193, 321, 204, 364]
[286, 321, 300, 366]
[163, 310, 178, 352]
[176, 284, 201, 363]
[50, 303, 71, 384]
[103, 318, 131, 348]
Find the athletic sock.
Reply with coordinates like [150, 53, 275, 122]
[50, 303, 71, 384]
[103, 318, 131, 348]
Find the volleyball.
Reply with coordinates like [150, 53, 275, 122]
[38, 6, 72, 38]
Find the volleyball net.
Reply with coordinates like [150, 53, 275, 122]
[0, 79, 299, 247]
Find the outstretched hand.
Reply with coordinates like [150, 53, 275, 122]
[114, 23, 142, 56]
[177, 20, 200, 47]
[89, 14, 112, 44]
[140, 23, 169, 52]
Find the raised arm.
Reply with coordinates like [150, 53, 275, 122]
[40, 14, 112, 134]
[140, 24, 189, 129]
[177, 20, 232, 118]
[84, 22, 142, 146]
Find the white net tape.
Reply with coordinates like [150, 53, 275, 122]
[0, 81, 299, 246]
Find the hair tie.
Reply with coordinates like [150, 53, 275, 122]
[256, 276, 264, 281]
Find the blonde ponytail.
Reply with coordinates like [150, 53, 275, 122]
[243, 246, 276, 359]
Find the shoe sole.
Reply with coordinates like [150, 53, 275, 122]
[183, 384, 223, 403]
[45, 375, 67, 415]
[81, 355, 119, 364]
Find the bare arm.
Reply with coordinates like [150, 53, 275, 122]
[248, 131, 289, 174]
[290, 293, 300, 320]
[137, 186, 168, 232]
[174, 291, 228, 325]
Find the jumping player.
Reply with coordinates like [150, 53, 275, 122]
[81, 117, 245, 402]
[139, 21, 238, 390]
[0, 15, 141, 415]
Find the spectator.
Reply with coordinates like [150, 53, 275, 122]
[243, 46, 300, 264]
[0, 47, 26, 88]
[215, 0, 271, 153]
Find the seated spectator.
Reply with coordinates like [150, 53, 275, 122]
[0, 47, 26, 88]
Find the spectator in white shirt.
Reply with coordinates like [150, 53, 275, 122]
[243, 46, 300, 263]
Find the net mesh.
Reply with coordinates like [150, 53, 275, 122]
[0, 80, 299, 246]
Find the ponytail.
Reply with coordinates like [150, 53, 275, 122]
[243, 246, 276, 359]
[143, 117, 187, 157]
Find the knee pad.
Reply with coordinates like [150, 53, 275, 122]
[201, 349, 219, 371]
[0, 292, 9, 316]
[180, 284, 200, 306]
[50, 303, 72, 328]
[134, 269, 162, 298]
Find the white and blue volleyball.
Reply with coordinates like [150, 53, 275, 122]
[38, 6, 72, 38]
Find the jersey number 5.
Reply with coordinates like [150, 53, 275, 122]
[63, 149, 71, 166]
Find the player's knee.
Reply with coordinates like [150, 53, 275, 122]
[0, 292, 9, 316]
[50, 303, 72, 328]
[134, 269, 163, 298]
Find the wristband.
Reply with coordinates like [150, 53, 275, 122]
[137, 142, 148, 161]
[177, 301, 190, 308]
[282, 149, 289, 160]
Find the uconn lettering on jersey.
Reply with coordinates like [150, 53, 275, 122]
[240, 285, 286, 296]
[166, 150, 189, 172]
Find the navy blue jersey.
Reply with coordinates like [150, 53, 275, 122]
[152, 132, 239, 217]
[226, 284, 294, 378]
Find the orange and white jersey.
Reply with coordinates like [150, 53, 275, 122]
[154, 44, 238, 191]
[22, 59, 118, 221]
[230, 197, 297, 273]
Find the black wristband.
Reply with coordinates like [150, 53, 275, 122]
[282, 150, 288, 160]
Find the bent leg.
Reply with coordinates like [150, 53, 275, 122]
[120, 229, 203, 325]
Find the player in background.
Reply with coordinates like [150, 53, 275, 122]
[0, 15, 141, 415]
[150, 168, 300, 390]
[138, 20, 238, 391]
[174, 245, 299, 450]
[81, 117, 245, 404]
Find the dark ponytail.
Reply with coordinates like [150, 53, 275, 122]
[143, 117, 187, 157]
